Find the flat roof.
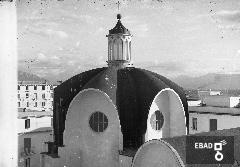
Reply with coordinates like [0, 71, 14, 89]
[18, 110, 53, 119]
[189, 106, 240, 116]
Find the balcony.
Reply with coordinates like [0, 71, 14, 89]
[19, 146, 36, 157]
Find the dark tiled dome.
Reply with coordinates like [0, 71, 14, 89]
[53, 67, 189, 147]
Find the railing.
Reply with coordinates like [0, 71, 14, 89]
[19, 146, 36, 157]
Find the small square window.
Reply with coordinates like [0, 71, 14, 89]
[24, 138, 31, 154]
[192, 117, 197, 130]
[25, 119, 30, 129]
[25, 157, 30, 167]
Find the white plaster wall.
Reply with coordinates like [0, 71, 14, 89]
[187, 100, 201, 106]
[203, 96, 233, 108]
[169, 91, 186, 137]
[18, 131, 53, 167]
[189, 113, 240, 134]
[18, 116, 52, 134]
[56, 89, 121, 167]
[230, 97, 240, 107]
[145, 89, 186, 142]
[145, 91, 168, 141]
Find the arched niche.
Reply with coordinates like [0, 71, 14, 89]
[132, 139, 185, 167]
[59, 88, 122, 167]
[145, 88, 187, 142]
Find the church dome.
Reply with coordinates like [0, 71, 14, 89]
[52, 14, 188, 150]
[53, 66, 188, 147]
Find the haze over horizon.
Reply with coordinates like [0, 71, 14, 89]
[17, 0, 240, 82]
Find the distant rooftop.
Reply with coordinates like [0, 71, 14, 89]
[18, 109, 53, 119]
[189, 106, 240, 116]
[18, 80, 59, 85]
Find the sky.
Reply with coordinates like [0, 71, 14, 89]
[17, 0, 240, 82]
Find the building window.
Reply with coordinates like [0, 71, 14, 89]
[24, 138, 31, 154]
[18, 94, 20, 99]
[42, 93, 45, 99]
[18, 102, 21, 107]
[26, 93, 29, 98]
[34, 93, 37, 99]
[35, 102, 37, 107]
[18, 85, 20, 90]
[26, 85, 28, 90]
[89, 112, 108, 132]
[210, 119, 217, 131]
[150, 110, 164, 131]
[27, 102, 29, 107]
[25, 119, 30, 129]
[42, 85, 45, 90]
[50, 85, 53, 90]
[192, 117, 197, 130]
[51, 93, 53, 98]
[42, 102, 45, 107]
[51, 118, 53, 127]
[34, 85, 37, 90]
[25, 158, 30, 167]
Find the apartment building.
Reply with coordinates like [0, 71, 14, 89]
[17, 81, 57, 111]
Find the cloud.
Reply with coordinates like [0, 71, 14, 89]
[135, 60, 186, 77]
[216, 10, 240, 23]
[45, 29, 68, 38]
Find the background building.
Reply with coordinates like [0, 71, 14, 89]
[189, 95, 240, 134]
[17, 81, 57, 111]
[18, 111, 53, 167]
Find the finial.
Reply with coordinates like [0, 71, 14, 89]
[117, 14, 121, 20]
[117, 1, 120, 11]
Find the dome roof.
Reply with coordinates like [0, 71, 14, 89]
[109, 14, 131, 35]
[53, 67, 189, 146]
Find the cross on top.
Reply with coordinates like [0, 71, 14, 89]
[117, 1, 120, 11]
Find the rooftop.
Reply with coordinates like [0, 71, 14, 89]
[189, 106, 240, 115]
[18, 109, 53, 119]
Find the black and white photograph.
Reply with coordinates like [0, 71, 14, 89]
[0, 0, 240, 166]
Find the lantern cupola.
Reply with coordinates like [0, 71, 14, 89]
[106, 14, 132, 67]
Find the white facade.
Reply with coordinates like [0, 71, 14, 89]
[18, 115, 53, 134]
[17, 83, 57, 111]
[18, 128, 53, 167]
[203, 96, 240, 108]
[189, 106, 240, 134]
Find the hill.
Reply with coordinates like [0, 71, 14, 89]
[18, 70, 48, 83]
[172, 73, 240, 90]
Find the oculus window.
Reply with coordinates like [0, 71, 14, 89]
[150, 110, 164, 131]
[89, 112, 108, 133]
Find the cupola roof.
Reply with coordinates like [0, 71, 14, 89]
[109, 14, 131, 35]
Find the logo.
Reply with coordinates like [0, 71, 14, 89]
[186, 136, 234, 164]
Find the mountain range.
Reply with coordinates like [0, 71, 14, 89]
[18, 71, 240, 90]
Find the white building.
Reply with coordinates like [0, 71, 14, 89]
[17, 81, 57, 111]
[18, 111, 53, 167]
[189, 96, 240, 134]
[18, 127, 53, 167]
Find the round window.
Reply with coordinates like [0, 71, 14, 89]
[89, 112, 108, 132]
[150, 110, 164, 131]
